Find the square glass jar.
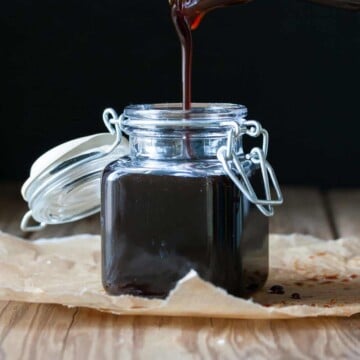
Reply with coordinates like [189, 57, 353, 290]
[101, 103, 278, 299]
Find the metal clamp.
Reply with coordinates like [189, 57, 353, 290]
[217, 120, 283, 217]
[21, 211, 47, 232]
[102, 108, 124, 154]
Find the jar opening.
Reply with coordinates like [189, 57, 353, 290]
[122, 103, 248, 133]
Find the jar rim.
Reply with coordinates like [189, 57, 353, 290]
[124, 103, 247, 119]
[122, 103, 247, 132]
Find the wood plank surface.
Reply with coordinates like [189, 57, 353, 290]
[0, 305, 359, 360]
[328, 189, 360, 238]
[0, 182, 359, 360]
[269, 187, 334, 239]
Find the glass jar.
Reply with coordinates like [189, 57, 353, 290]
[101, 103, 282, 299]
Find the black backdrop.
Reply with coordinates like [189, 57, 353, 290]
[1, 0, 359, 186]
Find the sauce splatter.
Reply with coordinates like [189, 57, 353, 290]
[268, 285, 285, 295]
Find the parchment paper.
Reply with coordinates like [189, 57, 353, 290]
[0, 232, 359, 319]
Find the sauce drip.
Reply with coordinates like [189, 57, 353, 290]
[170, 0, 360, 110]
[170, 0, 250, 110]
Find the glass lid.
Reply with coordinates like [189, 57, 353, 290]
[21, 109, 129, 231]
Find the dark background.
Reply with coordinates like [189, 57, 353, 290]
[1, 0, 359, 187]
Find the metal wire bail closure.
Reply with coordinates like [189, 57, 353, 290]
[217, 120, 283, 217]
[102, 108, 124, 154]
[21, 210, 47, 232]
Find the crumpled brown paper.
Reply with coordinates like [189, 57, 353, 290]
[0, 231, 359, 319]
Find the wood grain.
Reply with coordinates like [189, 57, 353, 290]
[328, 189, 360, 238]
[61, 311, 360, 360]
[270, 187, 334, 239]
[0, 183, 359, 360]
[1, 306, 359, 360]
[0, 302, 77, 360]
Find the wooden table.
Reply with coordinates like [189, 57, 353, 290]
[0, 183, 359, 359]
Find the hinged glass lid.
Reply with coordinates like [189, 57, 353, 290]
[21, 109, 129, 231]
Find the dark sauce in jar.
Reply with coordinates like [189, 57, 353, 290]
[101, 169, 268, 299]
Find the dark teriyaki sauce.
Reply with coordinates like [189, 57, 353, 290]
[170, 0, 251, 110]
[170, 0, 359, 111]
[102, 170, 268, 299]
